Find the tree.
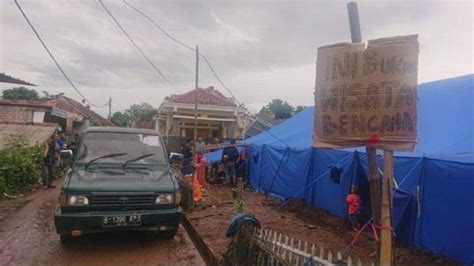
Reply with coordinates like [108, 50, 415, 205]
[260, 99, 294, 120]
[111, 102, 158, 127]
[41, 91, 64, 100]
[2, 87, 39, 100]
[294, 105, 306, 114]
[127, 103, 158, 122]
[111, 111, 133, 127]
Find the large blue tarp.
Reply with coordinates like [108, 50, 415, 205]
[242, 74, 474, 264]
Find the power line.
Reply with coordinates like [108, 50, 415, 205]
[122, 0, 285, 144]
[14, 0, 107, 108]
[123, 0, 288, 146]
[97, 0, 176, 92]
[123, 0, 240, 105]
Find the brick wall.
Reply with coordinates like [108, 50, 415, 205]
[0, 105, 48, 123]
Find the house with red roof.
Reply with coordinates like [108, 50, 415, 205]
[154, 86, 246, 140]
[0, 95, 113, 137]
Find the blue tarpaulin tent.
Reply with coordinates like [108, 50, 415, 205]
[239, 74, 474, 264]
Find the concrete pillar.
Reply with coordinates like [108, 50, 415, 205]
[227, 122, 236, 139]
[171, 118, 180, 137]
[154, 118, 160, 133]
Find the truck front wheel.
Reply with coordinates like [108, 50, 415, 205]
[160, 229, 178, 239]
[60, 234, 72, 245]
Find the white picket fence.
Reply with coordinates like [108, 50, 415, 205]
[256, 229, 369, 266]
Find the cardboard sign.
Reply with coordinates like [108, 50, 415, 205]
[313, 35, 419, 151]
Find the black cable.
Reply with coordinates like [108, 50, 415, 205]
[97, 0, 176, 91]
[123, 1, 286, 142]
[14, 0, 107, 108]
[123, 0, 239, 104]
[123, 1, 291, 190]
[123, 0, 195, 51]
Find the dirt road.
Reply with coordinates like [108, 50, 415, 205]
[0, 181, 204, 266]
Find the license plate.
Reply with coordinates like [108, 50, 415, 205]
[102, 215, 141, 227]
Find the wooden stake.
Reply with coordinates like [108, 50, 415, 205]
[380, 150, 394, 265]
[366, 147, 381, 262]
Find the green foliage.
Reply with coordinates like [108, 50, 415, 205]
[111, 102, 158, 128]
[294, 105, 306, 114]
[41, 91, 65, 100]
[2, 87, 39, 100]
[127, 103, 158, 121]
[260, 99, 306, 120]
[260, 99, 294, 120]
[111, 111, 133, 127]
[0, 139, 44, 195]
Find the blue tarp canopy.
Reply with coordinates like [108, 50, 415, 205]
[244, 74, 474, 264]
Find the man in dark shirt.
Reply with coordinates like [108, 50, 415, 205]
[221, 140, 239, 185]
[181, 138, 194, 175]
[43, 135, 58, 189]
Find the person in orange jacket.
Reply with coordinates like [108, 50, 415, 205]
[347, 185, 361, 230]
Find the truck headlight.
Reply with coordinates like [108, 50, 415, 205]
[155, 193, 174, 204]
[67, 195, 89, 206]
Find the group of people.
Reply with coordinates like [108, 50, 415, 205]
[180, 136, 241, 185]
[42, 130, 79, 189]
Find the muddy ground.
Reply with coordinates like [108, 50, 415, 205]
[188, 185, 455, 265]
[0, 179, 204, 266]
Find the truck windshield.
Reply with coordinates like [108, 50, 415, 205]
[76, 132, 167, 166]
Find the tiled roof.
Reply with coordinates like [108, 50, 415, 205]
[168, 86, 236, 107]
[44, 96, 115, 127]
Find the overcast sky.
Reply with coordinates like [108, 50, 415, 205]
[1, 0, 473, 116]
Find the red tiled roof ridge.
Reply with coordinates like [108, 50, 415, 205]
[168, 86, 236, 107]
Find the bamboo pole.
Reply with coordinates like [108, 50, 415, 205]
[380, 150, 394, 265]
[366, 147, 381, 262]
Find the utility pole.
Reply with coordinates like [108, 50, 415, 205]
[193, 46, 199, 168]
[108, 97, 112, 120]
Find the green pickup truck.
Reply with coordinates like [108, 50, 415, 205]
[54, 127, 182, 244]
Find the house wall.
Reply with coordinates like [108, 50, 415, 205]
[0, 105, 49, 123]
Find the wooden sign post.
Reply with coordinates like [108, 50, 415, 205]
[312, 3, 419, 265]
[347, 2, 382, 262]
[380, 150, 394, 264]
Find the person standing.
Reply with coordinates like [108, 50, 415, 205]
[221, 140, 239, 185]
[196, 136, 206, 153]
[347, 185, 361, 230]
[210, 137, 220, 178]
[57, 131, 66, 150]
[54, 132, 65, 179]
[42, 135, 57, 189]
[181, 138, 194, 176]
